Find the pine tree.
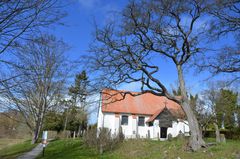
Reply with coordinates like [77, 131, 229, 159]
[68, 71, 89, 137]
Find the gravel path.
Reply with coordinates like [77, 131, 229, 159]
[17, 143, 43, 159]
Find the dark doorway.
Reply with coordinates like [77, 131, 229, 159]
[160, 127, 168, 138]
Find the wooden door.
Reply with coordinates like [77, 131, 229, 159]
[160, 127, 168, 138]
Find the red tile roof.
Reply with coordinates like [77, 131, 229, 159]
[101, 89, 185, 119]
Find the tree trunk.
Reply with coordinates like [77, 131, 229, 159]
[73, 131, 76, 139]
[213, 122, 220, 143]
[176, 65, 205, 151]
[77, 125, 81, 137]
[63, 113, 68, 132]
[31, 119, 42, 144]
[63, 107, 70, 138]
[31, 110, 44, 144]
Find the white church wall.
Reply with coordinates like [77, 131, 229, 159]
[97, 102, 104, 132]
[97, 107, 190, 140]
[153, 120, 160, 139]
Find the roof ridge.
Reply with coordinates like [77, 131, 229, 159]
[101, 88, 140, 94]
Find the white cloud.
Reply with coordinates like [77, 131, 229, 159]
[77, 0, 120, 24]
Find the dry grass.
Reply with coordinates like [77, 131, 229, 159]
[0, 139, 37, 159]
[0, 138, 26, 150]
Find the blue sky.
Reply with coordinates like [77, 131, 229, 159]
[52, 0, 231, 93]
[54, 1, 177, 87]
[51, 0, 126, 60]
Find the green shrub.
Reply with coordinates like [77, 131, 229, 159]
[203, 129, 240, 140]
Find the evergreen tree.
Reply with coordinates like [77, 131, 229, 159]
[43, 111, 63, 133]
[216, 89, 238, 129]
[68, 71, 89, 136]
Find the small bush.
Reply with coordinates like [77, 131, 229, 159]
[83, 128, 97, 147]
[83, 127, 124, 154]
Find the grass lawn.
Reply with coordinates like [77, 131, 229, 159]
[0, 139, 37, 159]
[36, 138, 240, 159]
[36, 139, 98, 159]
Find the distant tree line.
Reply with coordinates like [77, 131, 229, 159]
[173, 84, 240, 141]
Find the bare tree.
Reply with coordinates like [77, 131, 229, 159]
[87, 0, 209, 151]
[208, 0, 240, 37]
[196, 0, 240, 85]
[0, 35, 69, 144]
[0, 0, 66, 85]
[0, 0, 65, 55]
